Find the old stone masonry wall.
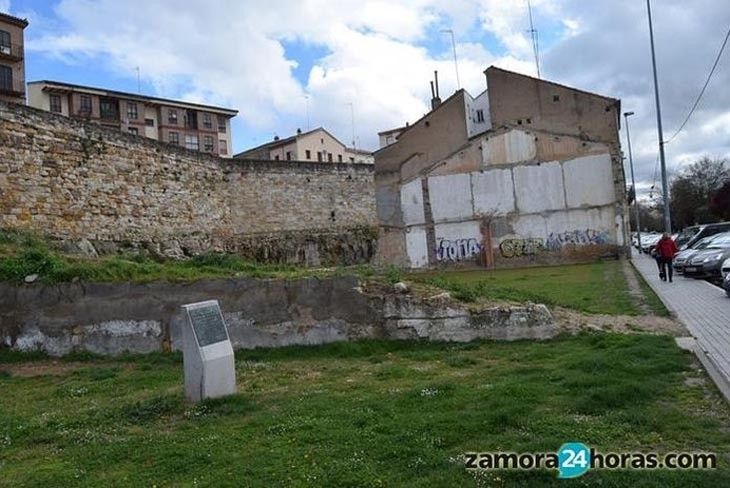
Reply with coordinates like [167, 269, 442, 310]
[0, 102, 377, 264]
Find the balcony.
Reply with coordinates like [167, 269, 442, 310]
[0, 43, 23, 61]
[0, 73, 24, 97]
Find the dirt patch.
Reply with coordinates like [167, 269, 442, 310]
[553, 307, 687, 336]
[621, 259, 653, 315]
[1, 361, 130, 377]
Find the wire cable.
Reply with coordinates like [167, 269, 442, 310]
[665, 25, 730, 143]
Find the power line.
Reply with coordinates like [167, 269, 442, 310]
[665, 25, 730, 143]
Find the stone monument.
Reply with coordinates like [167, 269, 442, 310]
[181, 300, 236, 402]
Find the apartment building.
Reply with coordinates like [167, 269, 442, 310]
[0, 11, 28, 104]
[375, 67, 627, 269]
[27, 81, 238, 157]
[234, 127, 374, 164]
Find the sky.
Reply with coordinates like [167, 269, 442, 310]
[4, 0, 730, 199]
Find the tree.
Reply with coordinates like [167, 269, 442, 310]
[669, 156, 728, 229]
[709, 179, 730, 221]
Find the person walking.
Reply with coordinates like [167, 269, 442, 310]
[654, 233, 679, 282]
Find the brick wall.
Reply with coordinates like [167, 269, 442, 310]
[0, 102, 377, 264]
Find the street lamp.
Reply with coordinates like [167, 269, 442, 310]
[624, 111, 642, 254]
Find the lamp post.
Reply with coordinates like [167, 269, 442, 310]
[647, 0, 672, 233]
[624, 111, 641, 254]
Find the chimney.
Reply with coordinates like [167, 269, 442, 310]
[430, 70, 442, 110]
[274, 135, 280, 141]
[296, 128, 302, 135]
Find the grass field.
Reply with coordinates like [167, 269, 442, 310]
[1, 334, 728, 487]
[411, 261, 668, 316]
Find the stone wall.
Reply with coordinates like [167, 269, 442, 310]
[0, 277, 557, 356]
[0, 102, 376, 264]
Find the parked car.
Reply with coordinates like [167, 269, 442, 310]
[724, 268, 730, 298]
[673, 233, 728, 274]
[683, 234, 730, 282]
[640, 233, 662, 254]
[675, 221, 730, 251]
[722, 257, 730, 281]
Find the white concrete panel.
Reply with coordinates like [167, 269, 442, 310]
[511, 214, 548, 240]
[434, 221, 482, 263]
[471, 169, 515, 216]
[428, 173, 473, 222]
[482, 130, 536, 165]
[400, 179, 425, 226]
[405, 226, 429, 268]
[563, 154, 615, 208]
[544, 207, 616, 249]
[513, 162, 566, 214]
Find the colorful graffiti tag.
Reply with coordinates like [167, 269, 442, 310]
[436, 238, 482, 262]
[499, 229, 611, 258]
[499, 238, 545, 258]
[545, 229, 610, 251]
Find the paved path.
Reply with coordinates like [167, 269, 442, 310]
[631, 253, 730, 400]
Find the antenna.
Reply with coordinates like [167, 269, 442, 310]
[304, 95, 310, 130]
[135, 67, 141, 93]
[440, 29, 461, 89]
[527, 0, 541, 78]
[348, 102, 355, 148]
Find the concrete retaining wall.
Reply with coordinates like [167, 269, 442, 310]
[0, 277, 557, 356]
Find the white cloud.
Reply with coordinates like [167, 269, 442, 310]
[17, 0, 730, 186]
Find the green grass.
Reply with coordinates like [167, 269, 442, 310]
[0, 334, 728, 487]
[0, 229, 378, 284]
[631, 264, 672, 317]
[411, 261, 642, 315]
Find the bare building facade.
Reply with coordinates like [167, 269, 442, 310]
[0, 12, 28, 104]
[27, 81, 237, 157]
[375, 67, 628, 269]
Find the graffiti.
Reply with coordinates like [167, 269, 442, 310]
[499, 229, 611, 258]
[436, 238, 482, 262]
[499, 238, 545, 258]
[545, 229, 610, 251]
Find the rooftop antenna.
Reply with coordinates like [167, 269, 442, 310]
[440, 29, 461, 89]
[347, 102, 356, 148]
[304, 95, 310, 130]
[135, 67, 141, 93]
[527, 0, 541, 78]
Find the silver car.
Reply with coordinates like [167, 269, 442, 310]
[674, 234, 726, 274]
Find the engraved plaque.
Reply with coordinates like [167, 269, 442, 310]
[187, 303, 228, 347]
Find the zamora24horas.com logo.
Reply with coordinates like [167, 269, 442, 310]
[465, 442, 717, 479]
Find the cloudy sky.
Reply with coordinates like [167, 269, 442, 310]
[4, 0, 729, 198]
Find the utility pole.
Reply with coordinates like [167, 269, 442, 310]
[646, 0, 672, 233]
[440, 29, 460, 89]
[624, 112, 642, 252]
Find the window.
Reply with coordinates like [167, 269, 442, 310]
[145, 118, 154, 127]
[218, 121, 226, 133]
[274, 155, 280, 160]
[305, 150, 311, 159]
[127, 102, 138, 120]
[50, 95, 62, 113]
[204, 135, 214, 152]
[79, 95, 92, 114]
[100, 98, 118, 120]
[185, 109, 198, 129]
[317, 151, 323, 162]
[286, 151, 292, 161]
[184, 134, 199, 151]
[0, 65, 11, 91]
[169, 132, 179, 145]
[219, 139, 227, 155]
[327, 153, 333, 162]
[476, 109, 484, 123]
[0, 30, 10, 53]
[203, 113, 212, 129]
[338, 154, 343, 163]
[128, 127, 138, 135]
[168, 109, 178, 124]
[349, 157, 355, 163]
